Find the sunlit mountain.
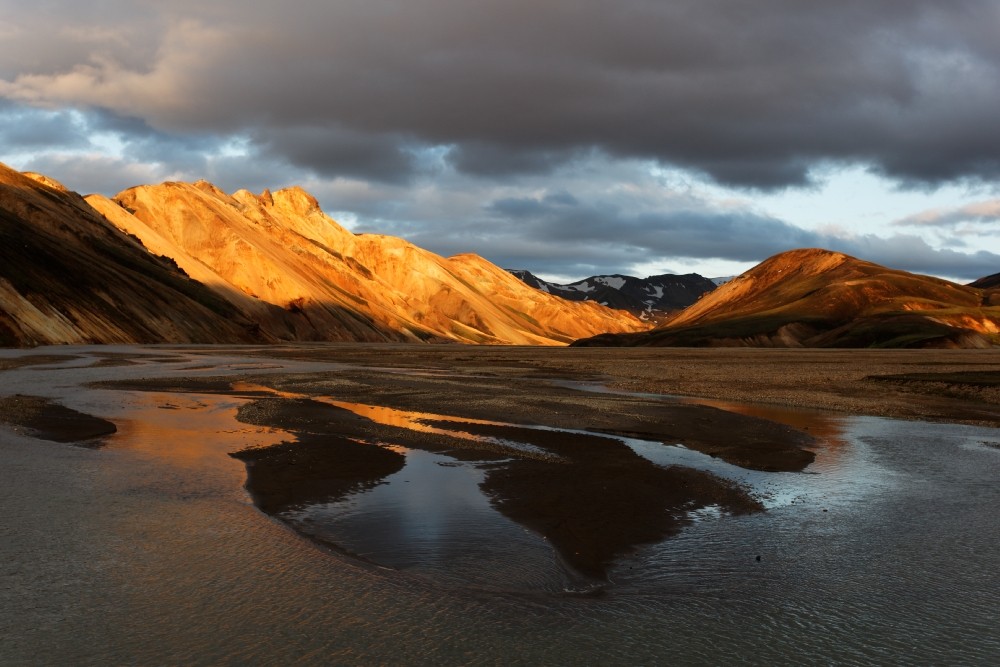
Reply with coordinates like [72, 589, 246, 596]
[0, 163, 648, 346]
[575, 248, 1000, 348]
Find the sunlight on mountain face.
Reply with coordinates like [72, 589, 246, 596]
[101, 178, 647, 345]
[0, 162, 648, 346]
[577, 248, 1000, 349]
[3, 162, 999, 350]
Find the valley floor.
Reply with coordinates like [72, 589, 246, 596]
[235, 344, 1000, 426]
[2, 344, 999, 664]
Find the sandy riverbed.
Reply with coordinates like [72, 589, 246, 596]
[2, 344, 999, 664]
[5, 344, 996, 577]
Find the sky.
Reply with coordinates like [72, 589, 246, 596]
[2, 1, 999, 283]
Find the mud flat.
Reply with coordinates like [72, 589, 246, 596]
[0, 394, 117, 444]
[236, 344, 1000, 425]
[83, 345, 833, 578]
[2, 344, 1000, 665]
[75, 344, 1000, 578]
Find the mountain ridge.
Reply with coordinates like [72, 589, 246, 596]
[0, 165, 268, 346]
[508, 269, 716, 322]
[1, 164, 648, 347]
[969, 271, 1000, 290]
[574, 248, 1000, 349]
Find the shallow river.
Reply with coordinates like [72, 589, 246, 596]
[1, 346, 998, 665]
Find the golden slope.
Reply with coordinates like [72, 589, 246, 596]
[0, 163, 267, 346]
[576, 248, 1000, 348]
[91, 180, 646, 345]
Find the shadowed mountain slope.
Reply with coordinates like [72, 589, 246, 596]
[574, 248, 1000, 349]
[0, 164, 268, 346]
[508, 270, 716, 322]
[969, 272, 1000, 290]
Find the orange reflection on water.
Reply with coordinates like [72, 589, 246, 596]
[676, 396, 851, 471]
[320, 399, 505, 436]
[231, 381, 507, 442]
[230, 381, 299, 399]
[109, 391, 291, 470]
[230, 382, 552, 459]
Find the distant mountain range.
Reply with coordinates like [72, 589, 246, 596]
[0, 163, 647, 346]
[508, 270, 717, 321]
[574, 248, 1000, 348]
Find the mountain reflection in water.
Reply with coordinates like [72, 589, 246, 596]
[3, 348, 998, 665]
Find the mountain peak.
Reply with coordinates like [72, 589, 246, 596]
[509, 269, 716, 320]
[755, 247, 851, 274]
[193, 179, 228, 199]
[229, 186, 320, 216]
[1, 168, 648, 346]
[21, 171, 69, 192]
[575, 248, 999, 349]
[270, 186, 321, 217]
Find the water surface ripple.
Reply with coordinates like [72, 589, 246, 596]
[1, 346, 997, 665]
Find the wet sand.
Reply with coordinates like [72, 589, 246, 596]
[79, 346, 829, 578]
[230, 344, 1000, 425]
[7, 343, 999, 579]
[3, 344, 999, 664]
[0, 394, 117, 445]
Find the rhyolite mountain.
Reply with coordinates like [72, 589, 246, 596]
[0, 166, 269, 346]
[508, 269, 716, 321]
[969, 272, 1000, 290]
[574, 248, 1000, 349]
[0, 163, 648, 346]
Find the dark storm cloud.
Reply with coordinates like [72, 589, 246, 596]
[4, 1, 999, 283]
[449, 143, 585, 178]
[486, 194, 821, 261]
[254, 126, 420, 185]
[4, 1, 1000, 187]
[473, 192, 1000, 280]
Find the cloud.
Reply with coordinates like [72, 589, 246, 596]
[0, 102, 90, 150]
[2, 1, 1000, 187]
[254, 125, 421, 185]
[16, 154, 176, 195]
[3, 2, 999, 284]
[344, 159, 1000, 281]
[477, 191, 1000, 280]
[836, 234, 1000, 280]
[449, 143, 585, 178]
[895, 200, 1000, 227]
[9, 129, 996, 282]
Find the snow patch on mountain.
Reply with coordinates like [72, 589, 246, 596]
[507, 269, 717, 321]
[594, 276, 627, 290]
